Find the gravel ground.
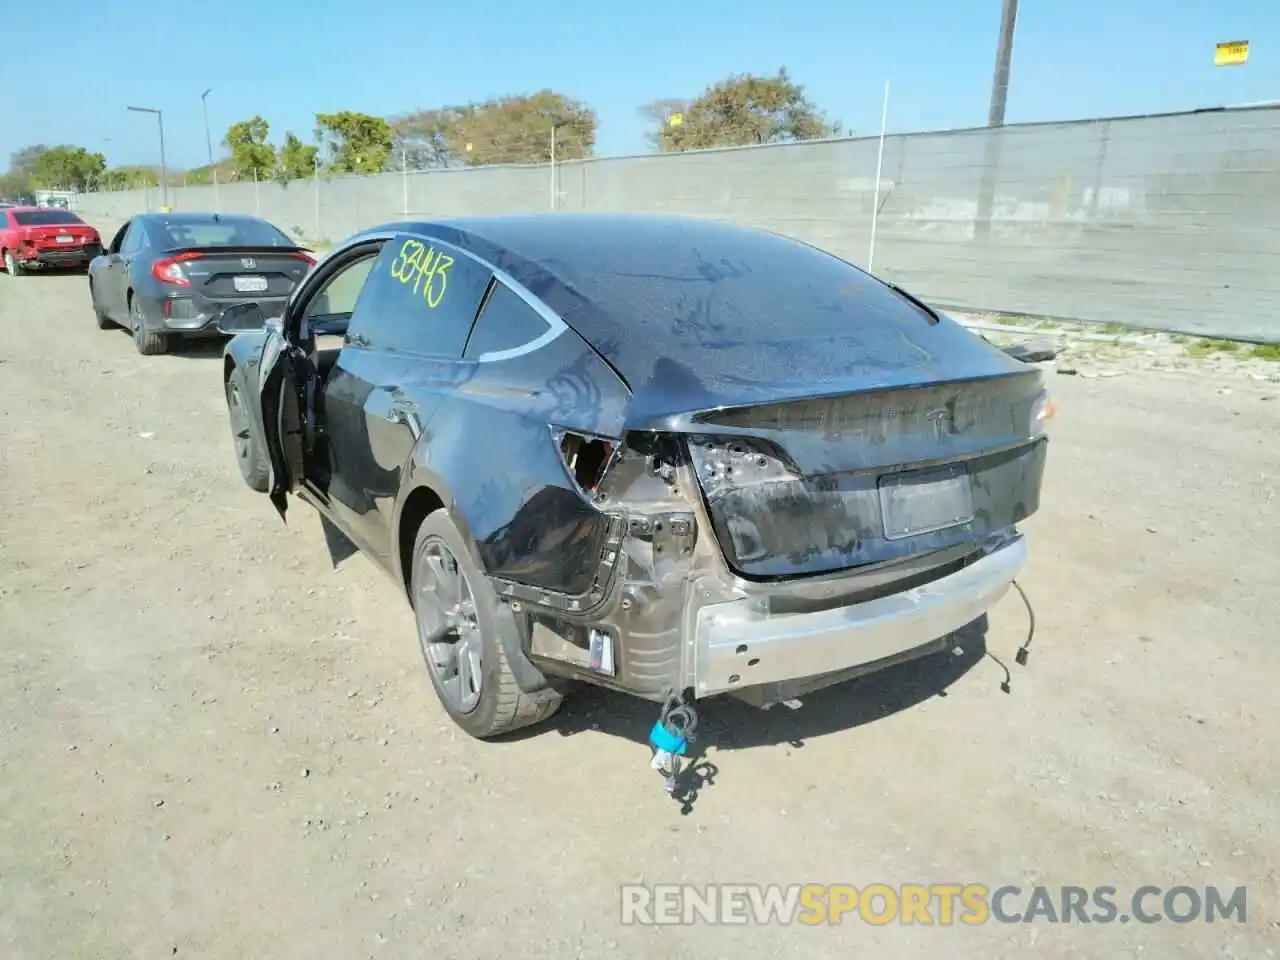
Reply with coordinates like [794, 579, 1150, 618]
[1, 268, 1277, 959]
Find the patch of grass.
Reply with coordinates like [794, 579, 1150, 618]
[1185, 338, 1241, 359]
[1169, 334, 1188, 344]
[993, 314, 1024, 326]
[1099, 322, 1129, 335]
[1248, 343, 1280, 361]
[1034, 319, 1058, 330]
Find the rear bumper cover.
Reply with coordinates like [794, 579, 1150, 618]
[152, 295, 290, 334]
[22, 246, 97, 265]
[692, 533, 1028, 698]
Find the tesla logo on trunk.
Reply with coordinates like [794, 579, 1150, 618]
[926, 408, 953, 441]
[241, 257, 256, 269]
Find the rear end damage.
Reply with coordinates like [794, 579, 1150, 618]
[10, 222, 102, 270]
[503, 368, 1048, 711]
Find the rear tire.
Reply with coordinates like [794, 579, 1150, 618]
[225, 368, 270, 492]
[90, 282, 115, 329]
[131, 296, 168, 355]
[3, 251, 22, 277]
[410, 512, 562, 739]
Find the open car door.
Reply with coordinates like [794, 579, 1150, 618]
[258, 319, 310, 520]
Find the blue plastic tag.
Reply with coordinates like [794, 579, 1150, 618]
[648, 721, 688, 756]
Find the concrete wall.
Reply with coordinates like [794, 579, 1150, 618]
[76, 105, 1280, 342]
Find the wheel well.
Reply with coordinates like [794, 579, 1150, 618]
[223, 355, 236, 383]
[398, 486, 445, 599]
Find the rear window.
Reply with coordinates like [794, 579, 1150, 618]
[13, 209, 85, 226]
[154, 218, 292, 249]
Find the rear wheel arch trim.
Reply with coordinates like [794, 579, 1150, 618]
[396, 485, 448, 601]
[397, 484, 551, 696]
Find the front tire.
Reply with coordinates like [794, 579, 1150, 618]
[3, 251, 22, 277]
[225, 368, 270, 492]
[411, 512, 562, 739]
[131, 296, 168, 355]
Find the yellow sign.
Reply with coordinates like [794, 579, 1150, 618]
[1214, 41, 1249, 66]
[464, 142, 473, 153]
[667, 113, 683, 127]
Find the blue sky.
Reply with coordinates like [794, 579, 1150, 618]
[1, 0, 1274, 170]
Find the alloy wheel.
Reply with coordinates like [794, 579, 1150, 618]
[413, 537, 483, 714]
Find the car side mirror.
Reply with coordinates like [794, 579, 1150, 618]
[216, 302, 269, 334]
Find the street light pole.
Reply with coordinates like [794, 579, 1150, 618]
[987, 0, 1019, 127]
[201, 88, 220, 210]
[127, 105, 169, 210]
[975, 0, 1019, 240]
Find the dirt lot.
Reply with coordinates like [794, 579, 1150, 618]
[1, 268, 1277, 959]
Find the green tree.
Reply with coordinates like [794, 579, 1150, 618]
[28, 145, 107, 190]
[6, 145, 49, 192]
[223, 115, 276, 181]
[648, 68, 840, 151]
[444, 91, 596, 166]
[637, 98, 690, 150]
[315, 111, 393, 174]
[106, 166, 161, 189]
[390, 106, 472, 169]
[276, 132, 319, 184]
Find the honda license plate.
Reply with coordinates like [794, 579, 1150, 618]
[233, 275, 269, 293]
[878, 465, 974, 540]
[55, 235, 74, 244]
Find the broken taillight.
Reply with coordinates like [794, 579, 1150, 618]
[686, 435, 800, 500]
[1030, 389, 1054, 437]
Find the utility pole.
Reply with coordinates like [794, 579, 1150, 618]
[127, 106, 168, 210]
[549, 125, 558, 211]
[987, 0, 1019, 126]
[975, 0, 1019, 239]
[201, 88, 220, 210]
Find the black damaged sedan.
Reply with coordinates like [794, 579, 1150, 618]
[218, 214, 1050, 742]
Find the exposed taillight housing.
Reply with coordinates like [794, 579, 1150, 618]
[554, 429, 618, 497]
[151, 250, 202, 286]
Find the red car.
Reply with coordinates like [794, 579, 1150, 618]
[0, 206, 103, 276]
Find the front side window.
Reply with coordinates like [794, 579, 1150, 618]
[345, 234, 492, 357]
[302, 253, 380, 325]
[120, 222, 148, 255]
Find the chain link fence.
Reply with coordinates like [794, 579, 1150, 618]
[75, 105, 1280, 342]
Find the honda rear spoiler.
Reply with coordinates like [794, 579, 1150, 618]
[159, 244, 314, 257]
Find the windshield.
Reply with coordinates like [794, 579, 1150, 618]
[13, 209, 86, 226]
[154, 217, 293, 249]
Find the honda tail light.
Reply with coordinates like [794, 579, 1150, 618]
[151, 250, 203, 287]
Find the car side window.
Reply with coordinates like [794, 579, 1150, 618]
[108, 223, 129, 254]
[346, 234, 491, 357]
[463, 282, 553, 360]
[302, 253, 378, 323]
[0, 212, 9, 230]
[120, 223, 147, 255]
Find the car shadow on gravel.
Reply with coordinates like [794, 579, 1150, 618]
[2, 268, 90, 279]
[503, 617, 995, 811]
[101, 327, 228, 360]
